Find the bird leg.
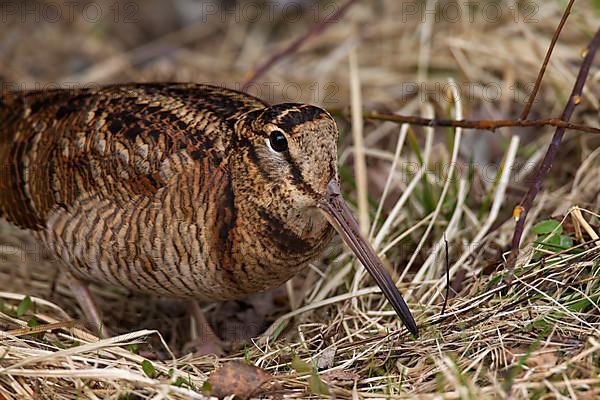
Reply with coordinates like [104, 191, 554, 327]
[184, 301, 223, 355]
[65, 271, 110, 338]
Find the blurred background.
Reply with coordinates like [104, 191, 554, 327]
[1, 1, 600, 396]
[1, 0, 597, 110]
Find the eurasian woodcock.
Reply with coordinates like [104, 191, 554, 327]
[0, 83, 418, 337]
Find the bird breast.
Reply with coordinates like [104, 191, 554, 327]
[222, 200, 335, 299]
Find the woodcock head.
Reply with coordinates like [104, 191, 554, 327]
[233, 103, 418, 336]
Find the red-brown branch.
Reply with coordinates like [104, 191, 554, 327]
[507, 27, 600, 272]
[241, 0, 358, 91]
[520, 0, 575, 119]
[360, 112, 600, 135]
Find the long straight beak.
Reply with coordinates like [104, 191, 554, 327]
[317, 180, 418, 336]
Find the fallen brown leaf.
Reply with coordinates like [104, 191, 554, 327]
[205, 361, 272, 399]
[504, 347, 559, 370]
[322, 370, 360, 384]
[526, 351, 559, 369]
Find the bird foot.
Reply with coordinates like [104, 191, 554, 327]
[182, 336, 224, 356]
[184, 301, 224, 356]
[65, 272, 111, 338]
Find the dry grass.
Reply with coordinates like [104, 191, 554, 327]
[1, 0, 599, 398]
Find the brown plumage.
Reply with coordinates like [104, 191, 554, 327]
[0, 83, 418, 336]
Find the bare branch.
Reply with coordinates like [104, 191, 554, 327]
[358, 112, 600, 135]
[507, 27, 600, 273]
[241, 0, 358, 91]
[520, 0, 575, 119]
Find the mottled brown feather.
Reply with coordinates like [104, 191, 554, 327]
[0, 83, 337, 301]
[0, 83, 266, 227]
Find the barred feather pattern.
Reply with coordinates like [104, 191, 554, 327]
[0, 83, 337, 300]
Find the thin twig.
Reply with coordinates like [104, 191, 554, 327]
[441, 234, 450, 316]
[520, 0, 575, 119]
[359, 112, 600, 135]
[241, 0, 358, 91]
[507, 28, 600, 272]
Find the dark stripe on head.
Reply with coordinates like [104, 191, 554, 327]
[238, 131, 319, 199]
[274, 105, 328, 133]
[282, 151, 319, 198]
[239, 135, 273, 182]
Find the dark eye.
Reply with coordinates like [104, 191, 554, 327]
[269, 130, 288, 152]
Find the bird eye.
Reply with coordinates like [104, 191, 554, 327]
[268, 130, 288, 152]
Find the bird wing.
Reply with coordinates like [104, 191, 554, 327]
[0, 83, 267, 230]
